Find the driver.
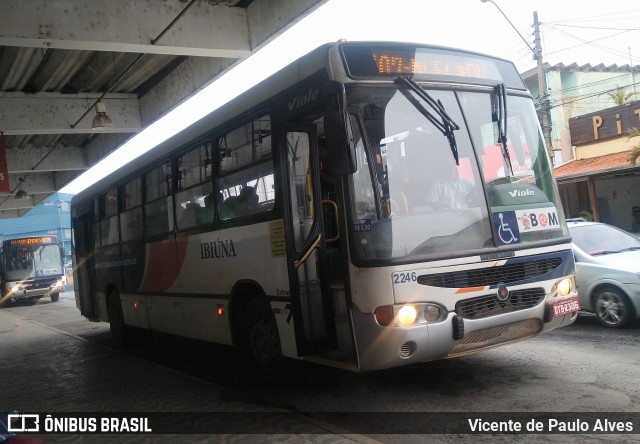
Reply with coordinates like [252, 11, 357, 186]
[425, 157, 474, 210]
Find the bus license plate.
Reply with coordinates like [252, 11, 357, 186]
[553, 296, 580, 317]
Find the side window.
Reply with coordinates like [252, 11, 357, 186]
[121, 176, 143, 241]
[176, 142, 214, 229]
[350, 114, 378, 222]
[144, 162, 174, 236]
[217, 114, 275, 220]
[101, 188, 119, 245]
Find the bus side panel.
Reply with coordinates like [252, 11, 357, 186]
[120, 242, 147, 294]
[175, 221, 291, 347]
[176, 222, 287, 294]
[93, 244, 122, 301]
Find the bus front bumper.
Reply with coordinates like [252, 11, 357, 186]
[352, 298, 578, 371]
[3, 282, 64, 302]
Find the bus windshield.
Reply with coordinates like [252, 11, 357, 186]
[348, 85, 567, 262]
[4, 244, 64, 282]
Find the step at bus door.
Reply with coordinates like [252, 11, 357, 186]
[283, 125, 337, 356]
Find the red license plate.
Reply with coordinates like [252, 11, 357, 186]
[553, 296, 580, 317]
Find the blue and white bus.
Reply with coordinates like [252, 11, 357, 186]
[1, 235, 65, 305]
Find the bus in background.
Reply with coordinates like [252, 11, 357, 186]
[0, 235, 65, 306]
[71, 41, 579, 380]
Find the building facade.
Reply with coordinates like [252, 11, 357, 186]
[522, 62, 640, 165]
[553, 101, 640, 231]
[0, 193, 73, 265]
[521, 63, 640, 231]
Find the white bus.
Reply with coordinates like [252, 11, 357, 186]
[71, 41, 579, 379]
[1, 235, 65, 306]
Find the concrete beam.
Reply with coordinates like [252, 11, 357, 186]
[6, 146, 88, 174]
[0, 0, 250, 58]
[0, 92, 141, 135]
[247, 0, 326, 49]
[0, 173, 57, 211]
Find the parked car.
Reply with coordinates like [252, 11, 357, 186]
[567, 219, 640, 327]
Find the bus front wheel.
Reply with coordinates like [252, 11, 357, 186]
[50, 293, 59, 302]
[241, 298, 286, 383]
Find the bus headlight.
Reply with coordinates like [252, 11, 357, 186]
[397, 305, 418, 326]
[555, 278, 573, 297]
[374, 303, 447, 327]
[424, 304, 446, 323]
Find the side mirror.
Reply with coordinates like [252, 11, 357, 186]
[324, 111, 357, 175]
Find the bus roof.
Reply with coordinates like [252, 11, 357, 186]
[72, 41, 525, 205]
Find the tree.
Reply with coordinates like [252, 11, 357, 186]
[609, 87, 636, 105]
[627, 127, 640, 165]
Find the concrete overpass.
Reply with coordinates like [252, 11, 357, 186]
[0, 0, 328, 217]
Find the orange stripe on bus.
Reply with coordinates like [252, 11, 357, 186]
[456, 286, 485, 294]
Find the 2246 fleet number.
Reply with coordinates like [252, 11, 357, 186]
[393, 272, 418, 284]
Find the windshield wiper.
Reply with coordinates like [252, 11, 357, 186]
[492, 83, 513, 175]
[395, 77, 460, 164]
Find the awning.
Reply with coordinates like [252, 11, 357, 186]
[553, 150, 640, 182]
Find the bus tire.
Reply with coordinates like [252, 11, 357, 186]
[50, 293, 60, 302]
[108, 292, 129, 345]
[241, 297, 286, 383]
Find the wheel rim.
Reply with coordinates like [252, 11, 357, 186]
[595, 291, 625, 326]
[248, 316, 280, 370]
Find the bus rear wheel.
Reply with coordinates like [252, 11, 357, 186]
[241, 298, 286, 383]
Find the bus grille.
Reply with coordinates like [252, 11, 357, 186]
[23, 277, 58, 289]
[449, 318, 543, 356]
[417, 258, 561, 288]
[455, 288, 545, 319]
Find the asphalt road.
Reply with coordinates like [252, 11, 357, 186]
[3, 292, 639, 442]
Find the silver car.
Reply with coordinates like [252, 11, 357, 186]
[568, 219, 640, 327]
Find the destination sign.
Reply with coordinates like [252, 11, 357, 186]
[341, 43, 525, 89]
[8, 236, 56, 246]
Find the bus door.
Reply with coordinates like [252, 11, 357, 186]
[73, 213, 97, 319]
[283, 125, 339, 357]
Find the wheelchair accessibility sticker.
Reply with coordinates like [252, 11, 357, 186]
[493, 211, 520, 245]
[493, 207, 560, 245]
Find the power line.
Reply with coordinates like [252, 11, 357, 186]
[546, 26, 640, 57]
[547, 72, 632, 96]
[549, 81, 640, 109]
[545, 8, 640, 25]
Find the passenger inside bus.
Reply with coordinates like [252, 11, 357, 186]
[197, 193, 215, 225]
[179, 202, 201, 227]
[220, 195, 238, 220]
[235, 186, 259, 215]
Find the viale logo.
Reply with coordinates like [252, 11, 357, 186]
[508, 189, 535, 197]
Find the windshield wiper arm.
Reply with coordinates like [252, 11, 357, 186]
[395, 77, 460, 164]
[493, 83, 513, 175]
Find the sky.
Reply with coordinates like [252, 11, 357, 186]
[59, 0, 640, 194]
[328, 0, 640, 73]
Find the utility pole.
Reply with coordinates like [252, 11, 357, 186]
[533, 11, 553, 159]
[480, 2, 554, 159]
[630, 47, 637, 96]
